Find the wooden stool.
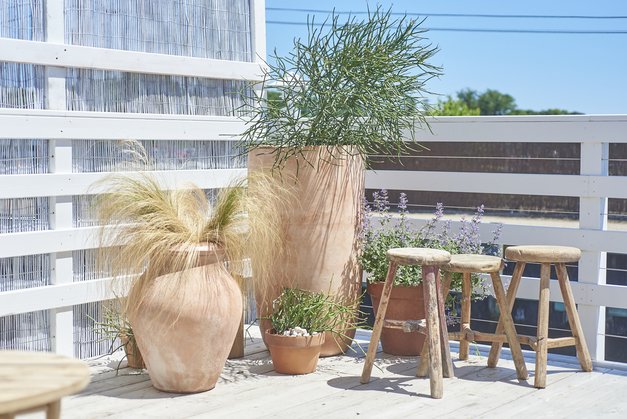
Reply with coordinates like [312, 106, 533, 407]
[442, 254, 528, 380]
[488, 245, 593, 388]
[361, 248, 452, 399]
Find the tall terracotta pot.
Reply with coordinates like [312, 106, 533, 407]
[129, 249, 242, 393]
[367, 282, 426, 356]
[249, 146, 364, 356]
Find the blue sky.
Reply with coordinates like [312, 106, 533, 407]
[265, 0, 627, 114]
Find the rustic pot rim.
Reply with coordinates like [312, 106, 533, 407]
[264, 329, 326, 348]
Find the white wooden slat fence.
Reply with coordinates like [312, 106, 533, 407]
[369, 115, 627, 362]
[0, 0, 266, 357]
[1, 0, 626, 365]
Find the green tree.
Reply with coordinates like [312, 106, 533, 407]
[431, 96, 480, 116]
[456, 88, 480, 111]
[452, 88, 580, 116]
[476, 89, 516, 115]
[511, 108, 582, 115]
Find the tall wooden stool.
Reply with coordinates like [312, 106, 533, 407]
[361, 248, 452, 399]
[488, 245, 593, 388]
[441, 254, 528, 380]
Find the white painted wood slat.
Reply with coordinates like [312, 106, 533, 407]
[513, 276, 627, 310]
[0, 38, 263, 81]
[367, 170, 627, 199]
[0, 109, 246, 140]
[0, 277, 126, 317]
[401, 218, 627, 254]
[410, 115, 627, 143]
[0, 168, 247, 199]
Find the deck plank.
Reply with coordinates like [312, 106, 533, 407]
[503, 369, 627, 418]
[18, 327, 626, 419]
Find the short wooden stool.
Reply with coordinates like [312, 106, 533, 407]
[488, 245, 593, 388]
[361, 248, 452, 399]
[442, 254, 528, 380]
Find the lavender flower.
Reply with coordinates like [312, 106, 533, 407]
[361, 189, 502, 291]
[360, 191, 503, 322]
[398, 192, 408, 212]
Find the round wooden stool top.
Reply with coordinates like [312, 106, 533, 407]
[443, 254, 504, 273]
[505, 245, 581, 263]
[387, 248, 451, 266]
[0, 350, 90, 416]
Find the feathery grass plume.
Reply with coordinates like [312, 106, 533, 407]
[94, 163, 290, 328]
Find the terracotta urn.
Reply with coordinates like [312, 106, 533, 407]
[129, 248, 242, 393]
[367, 282, 426, 356]
[265, 329, 325, 374]
[249, 146, 364, 356]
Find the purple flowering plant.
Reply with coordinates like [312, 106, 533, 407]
[360, 189, 502, 301]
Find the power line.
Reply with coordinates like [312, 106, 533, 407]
[266, 7, 627, 20]
[266, 20, 627, 35]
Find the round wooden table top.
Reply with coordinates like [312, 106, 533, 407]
[0, 350, 90, 415]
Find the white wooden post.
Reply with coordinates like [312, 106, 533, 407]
[46, 0, 74, 357]
[578, 142, 609, 361]
[251, 0, 267, 63]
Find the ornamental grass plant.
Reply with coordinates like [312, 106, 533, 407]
[94, 143, 290, 328]
[361, 189, 503, 302]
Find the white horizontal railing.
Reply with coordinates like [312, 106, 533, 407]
[407, 114, 627, 143]
[368, 171, 627, 199]
[0, 38, 264, 80]
[0, 168, 246, 199]
[0, 109, 246, 140]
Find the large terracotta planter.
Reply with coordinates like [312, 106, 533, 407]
[367, 282, 426, 356]
[129, 254, 242, 393]
[249, 146, 364, 356]
[265, 329, 325, 374]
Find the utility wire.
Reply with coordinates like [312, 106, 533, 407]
[266, 20, 627, 35]
[267, 7, 627, 20]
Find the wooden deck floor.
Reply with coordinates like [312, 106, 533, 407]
[24, 327, 627, 418]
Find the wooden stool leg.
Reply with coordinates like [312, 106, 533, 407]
[435, 271, 454, 378]
[361, 262, 398, 384]
[490, 272, 529, 380]
[423, 265, 444, 399]
[535, 263, 551, 388]
[417, 272, 452, 378]
[46, 401, 61, 419]
[555, 263, 593, 372]
[459, 272, 472, 360]
[488, 262, 525, 367]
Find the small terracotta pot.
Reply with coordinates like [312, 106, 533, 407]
[367, 282, 426, 356]
[120, 334, 145, 369]
[265, 329, 325, 375]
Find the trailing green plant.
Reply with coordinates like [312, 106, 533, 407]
[266, 288, 363, 337]
[94, 143, 289, 327]
[361, 189, 502, 301]
[238, 6, 441, 168]
[90, 303, 133, 342]
[89, 303, 142, 370]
